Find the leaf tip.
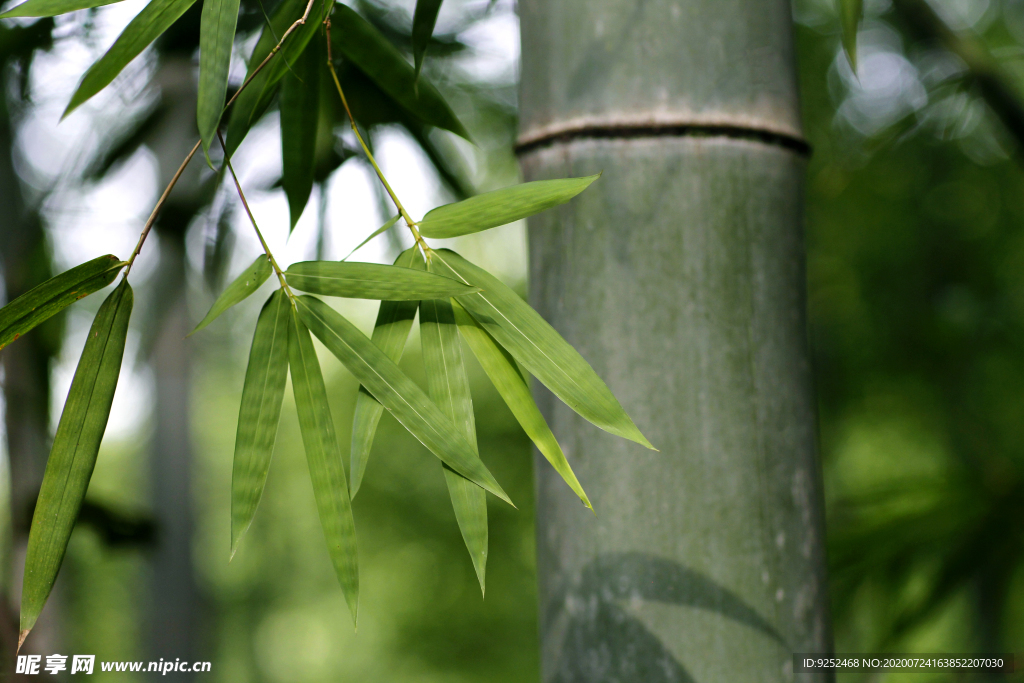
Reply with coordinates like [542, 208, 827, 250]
[60, 93, 84, 121]
[348, 598, 359, 631]
[17, 629, 29, 654]
[626, 425, 656, 451]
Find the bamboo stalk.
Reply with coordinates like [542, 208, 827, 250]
[518, 1, 833, 680]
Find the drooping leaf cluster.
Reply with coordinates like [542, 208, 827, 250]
[0, 0, 652, 649]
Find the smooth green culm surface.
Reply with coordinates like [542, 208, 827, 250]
[20, 279, 133, 639]
[519, 0, 832, 680]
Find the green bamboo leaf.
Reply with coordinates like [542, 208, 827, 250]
[288, 305, 358, 624]
[230, 289, 290, 557]
[0, 254, 124, 351]
[431, 249, 654, 450]
[342, 215, 400, 261]
[349, 248, 422, 497]
[295, 294, 512, 505]
[281, 33, 321, 230]
[64, 0, 199, 117]
[190, 255, 273, 335]
[20, 280, 133, 646]
[838, 0, 862, 70]
[284, 261, 479, 300]
[418, 175, 600, 239]
[421, 292, 488, 595]
[0, 0, 120, 18]
[331, 3, 470, 140]
[452, 300, 591, 510]
[197, 0, 241, 156]
[223, 0, 332, 156]
[411, 0, 442, 80]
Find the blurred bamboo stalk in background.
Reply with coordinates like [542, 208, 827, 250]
[517, 0, 833, 680]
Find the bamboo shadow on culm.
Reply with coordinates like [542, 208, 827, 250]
[544, 552, 786, 683]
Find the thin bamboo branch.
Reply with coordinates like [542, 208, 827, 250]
[124, 0, 321, 276]
[216, 131, 294, 298]
[323, 18, 427, 253]
[124, 139, 201, 275]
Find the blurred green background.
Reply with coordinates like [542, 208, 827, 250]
[3, 0, 1024, 680]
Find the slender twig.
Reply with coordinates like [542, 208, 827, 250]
[123, 0, 321, 277]
[217, 131, 295, 299]
[323, 18, 428, 254]
[124, 139, 202, 275]
[224, 0, 320, 114]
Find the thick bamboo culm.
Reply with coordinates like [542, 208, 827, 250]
[517, 1, 834, 681]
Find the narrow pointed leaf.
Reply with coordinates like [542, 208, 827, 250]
[418, 175, 600, 239]
[288, 306, 358, 623]
[411, 0, 442, 79]
[223, 0, 332, 156]
[838, 0, 862, 70]
[452, 300, 591, 509]
[281, 35, 321, 230]
[0, 0, 121, 18]
[431, 249, 653, 449]
[0, 254, 124, 351]
[349, 248, 421, 497]
[284, 261, 479, 300]
[343, 214, 400, 261]
[331, 3, 470, 140]
[421, 292, 488, 595]
[230, 290, 290, 556]
[295, 295, 512, 505]
[20, 280, 133, 640]
[64, 0, 199, 117]
[197, 0, 241, 155]
[191, 255, 273, 335]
